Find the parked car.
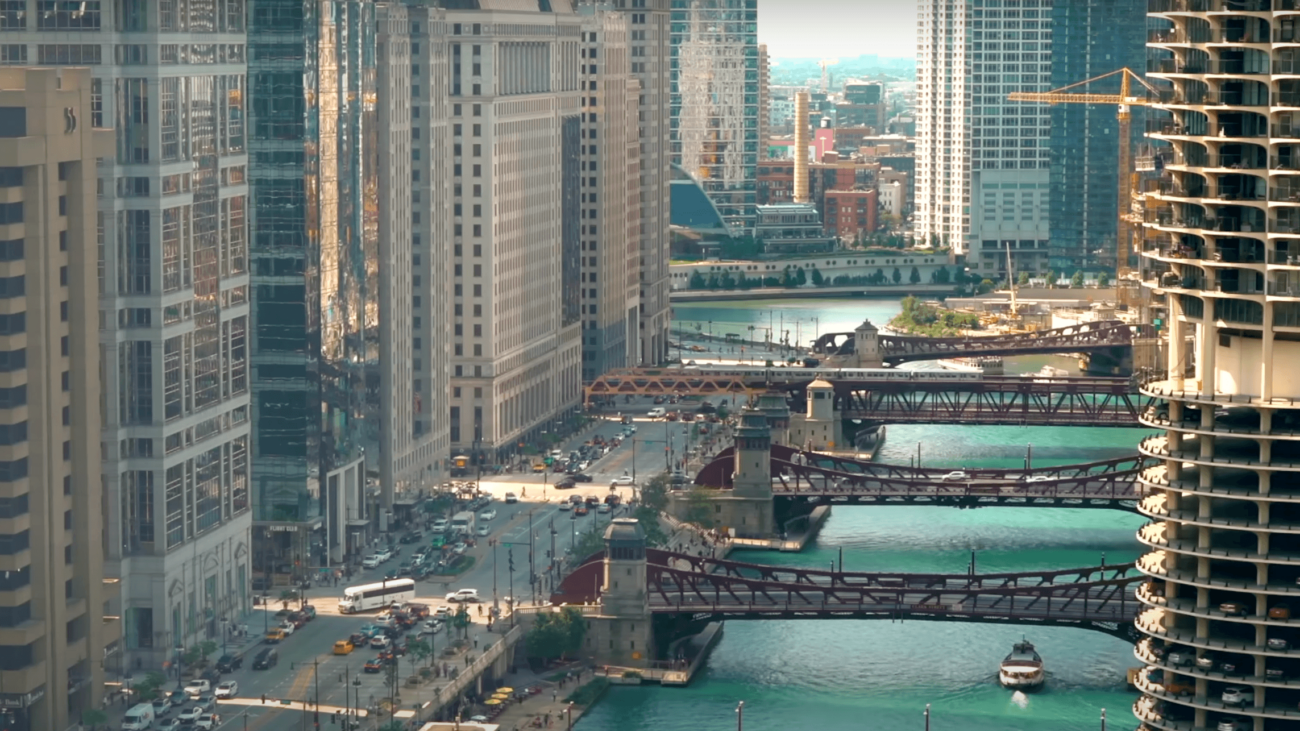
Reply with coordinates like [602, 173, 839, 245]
[1222, 687, 1254, 706]
[1219, 602, 1250, 616]
[1271, 603, 1292, 619]
[278, 620, 296, 636]
[214, 681, 238, 699]
[1218, 717, 1249, 731]
[1268, 637, 1290, 650]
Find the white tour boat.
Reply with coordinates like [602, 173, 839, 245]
[999, 639, 1045, 691]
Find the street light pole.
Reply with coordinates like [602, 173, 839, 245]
[736, 701, 744, 731]
[492, 539, 499, 612]
[924, 703, 930, 731]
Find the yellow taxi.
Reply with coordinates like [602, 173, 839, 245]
[265, 628, 286, 644]
[333, 640, 354, 655]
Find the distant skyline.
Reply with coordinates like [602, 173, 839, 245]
[759, 0, 917, 60]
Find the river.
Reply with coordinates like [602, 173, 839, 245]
[575, 296, 1151, 731]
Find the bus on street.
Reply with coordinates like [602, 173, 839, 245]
[338, 579, 416, 614]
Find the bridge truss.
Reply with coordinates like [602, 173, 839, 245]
[552, 550, 1142, 640]
[693, 445, 1150, 509]
[830, 376, 1151, 426]
[813, 320, 1156, 365]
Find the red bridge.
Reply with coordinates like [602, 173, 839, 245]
[553, 550, 1143, 639]
[813, 320, 1155, 366]
[692, 445, 1150, 509]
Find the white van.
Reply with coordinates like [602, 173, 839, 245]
[647, 407, 665, 418]
[122, 702, 155, 730]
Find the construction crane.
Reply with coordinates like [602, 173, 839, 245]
[1008, 68, 1161, 301]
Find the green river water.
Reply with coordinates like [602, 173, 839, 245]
[576, 297, 1152, 731]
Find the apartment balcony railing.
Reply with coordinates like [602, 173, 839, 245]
[1272, 187, 1300, 202]
[1271, 126, 1300, 140]
[1150, 59, 1208, 75]
[1206, 60, 1263, 75]
[1268, 282, 1300, 296]
[1272, 250, 1300, 265]
[1277, 60, 1300, 76]
[1274, 93, 1300, 108]
[1151, 0, 1272, 11]
[1272, 219, 1300, 234]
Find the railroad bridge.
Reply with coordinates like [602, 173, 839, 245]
[559, 522, 1144, 669]
[812, 319, 1155, 367]
[692, 443, 1151, 512]
[584, 368, 1150, 428]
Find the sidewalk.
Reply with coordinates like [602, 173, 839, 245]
[484, 666, 604, 731]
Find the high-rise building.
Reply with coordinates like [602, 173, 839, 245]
[389, 5, 454, 498]
[669, 0, 759, 233]
[609, 0, 672, 366]
[916, 0, 1144, 275]
[442, 4, 585, 461]
[0, 66, 113, 731]
[248, 1, 379, 576]
[0, 2, 255, 671]
[577, 10, 641, 381]
[1134, 7, 1300, 731]
[758, 43, 770, 160]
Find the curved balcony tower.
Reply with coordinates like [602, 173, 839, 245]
[1137, 3, 1300, 730]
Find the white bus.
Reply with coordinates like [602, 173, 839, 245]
[337, 579, 417, 614]
[450, 511, 476, 536]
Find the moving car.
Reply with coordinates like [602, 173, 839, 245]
[573, 505, 589, 517]
[183, 679, 211, 699]
[479, 509, 496, 521]
[193, 694, 216, 712]
[178, 707, 203, 724]
[572, 473, 593, 483]
[446, 588, 480, 602]
[597, 503, 611, 513]
[611, 474, 635, 486]
[476, 525, 490, 537]
[370, 635, 391, 649]
[252, 648, 278, 670]
[941, 471, 970, 482]
[214, 681, 238, 699]
[334, 640, 355, 655]
[558, 500, 573, 512]
[433, 606, 453, 619]
[504, 492, 518, 504]
[364, 657, 386, 673]
[215, 654, 242, 673]
[279, 620, 296, 636]
[362, 555, 381, 569]
[555, 477, 577, 489]
[194, 715, 220, 730]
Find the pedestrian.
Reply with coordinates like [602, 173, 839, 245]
[552, 691, 557, 703]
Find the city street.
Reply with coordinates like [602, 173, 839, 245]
[112, 404, 722, 730]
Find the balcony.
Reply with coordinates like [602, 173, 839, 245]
[1272, 249, 1300, 265]
[1274, 93, 1300, 108]
[1270, 126, 1300, 140]
[1269, 281, 1300, 296]
[1272, 189, 1300, 204]
[1150, 59, 1209, 75]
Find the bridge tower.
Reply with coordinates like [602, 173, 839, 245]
[854, 319, 882, 367]
[672, 404, 777, 538]
[754, 388, 791, 445]
[592, 518, 654, 667]
[790, 379, 844, 450]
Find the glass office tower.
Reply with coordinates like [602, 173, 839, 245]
[669, 0, 759, 233]
[248, 1, 379, 580]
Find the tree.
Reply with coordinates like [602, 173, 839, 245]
[525, 607, 587, 661]
[810, 267, 824, 286]
[689, 271, 706, 290]
[977, 278, 995, 295]
[933, 266, 951, 285]
[794, 267, 808, 286]
[1045, 270, 1059, 288]
[720, 272, 737, 290]
[198, 640, 218, 664]
[1070, 270, 1085, 289]
[892, 267, 902, 284]
[453, 604, 471, 639]
[1096, 271, 1111, 288]
[407, 637, 431, 670]
[873, 268, 886, 284]
[81, 709, 109, 731]
[1017, 271, 1029, 287]
[780, 267, 796, 287]
[909, 266, 921, 285]
[706, 274, 720, 289]
[132, 671, 168, 702]
[683, 488, 714, 526]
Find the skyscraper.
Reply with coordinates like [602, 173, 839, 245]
[916, 0, 1144, 275]
[0, 66, 113, 731]
[383, 4, 454, 503]
[0, 1, 255, 672]
[442, 3, 585, 461]
[670, 0, 759, 233]
[1134, 6, 1300, 730]
[248, 1, 379, 576]
[577, 9, 641, 381]
[758, 43, 770, 159]
[619, 0, 672, 366]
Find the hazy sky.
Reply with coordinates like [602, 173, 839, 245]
[758, 0, 917, 60]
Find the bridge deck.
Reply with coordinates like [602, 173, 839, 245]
[694, 446, 1149, 507]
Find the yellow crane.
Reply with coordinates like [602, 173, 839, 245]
[1008, 68, 1161, 291]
